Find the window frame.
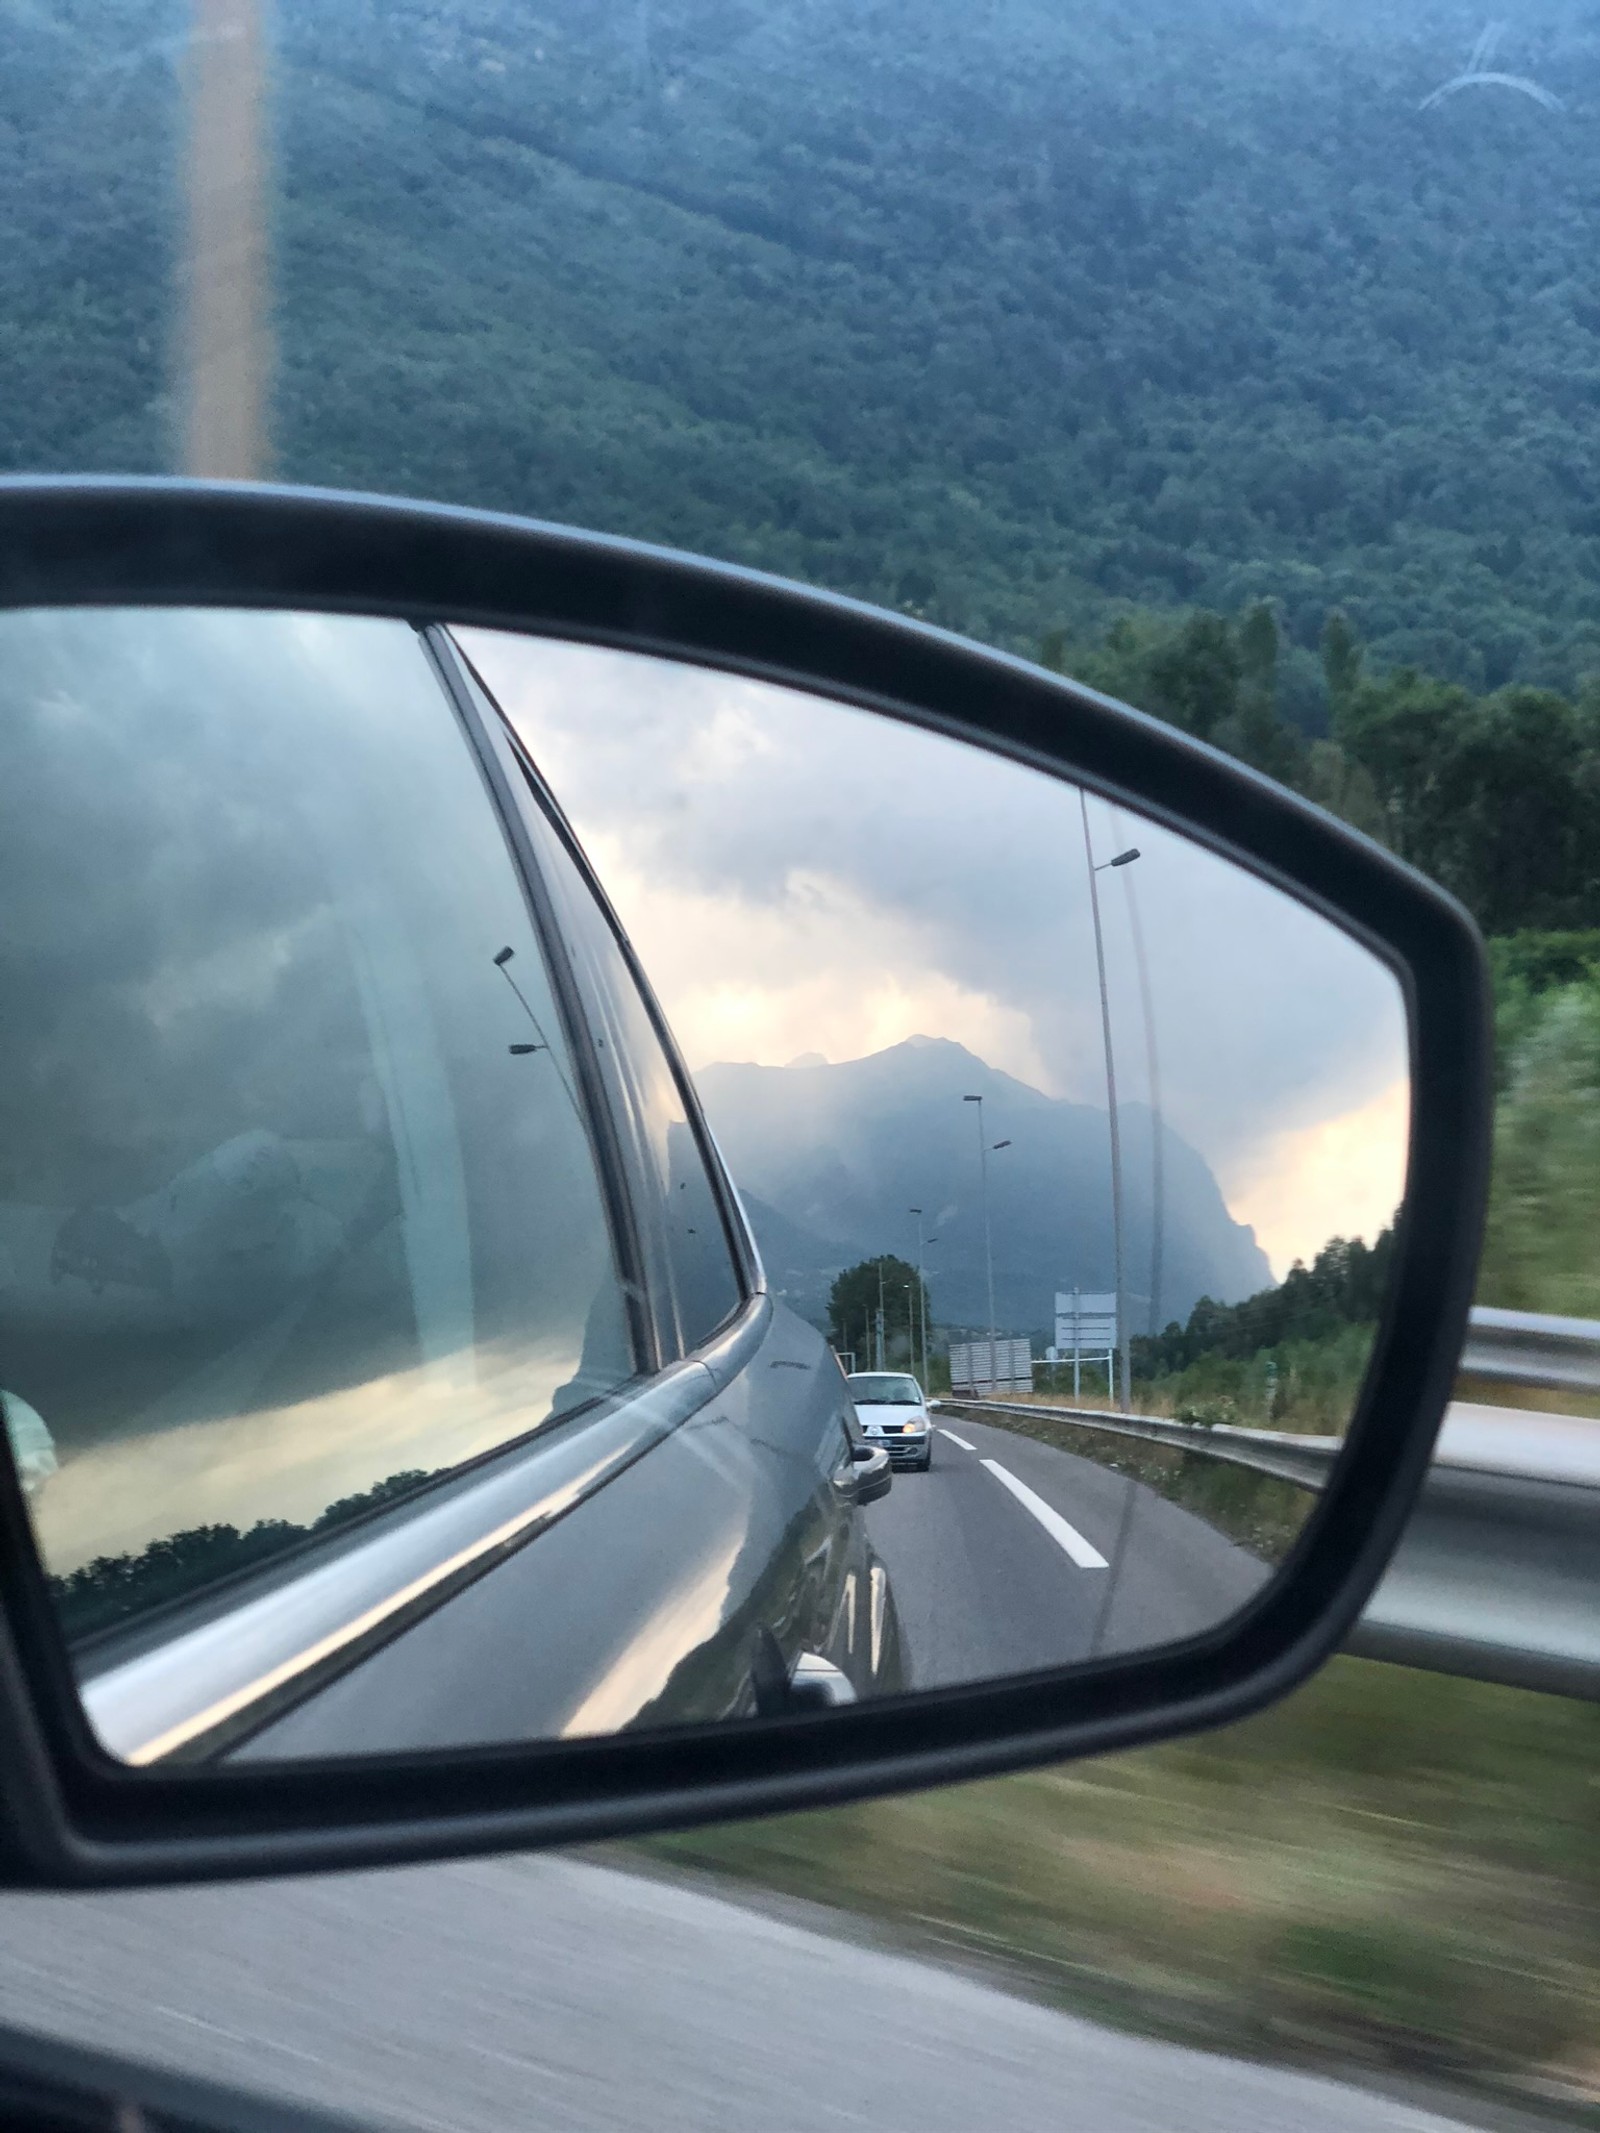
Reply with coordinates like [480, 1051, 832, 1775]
[417, 625, 666, 1377]
[438, 629, 761, 1360]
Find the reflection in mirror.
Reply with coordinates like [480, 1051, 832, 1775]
[0, 610, 1407, 1767]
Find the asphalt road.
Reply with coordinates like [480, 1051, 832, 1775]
[0, 1854, 1477, 2133]
[866, 1412, 1270, 1689]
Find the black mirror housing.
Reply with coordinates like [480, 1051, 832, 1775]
[0, 478, 1492, 1888]
[849, 1446, 894, 1507]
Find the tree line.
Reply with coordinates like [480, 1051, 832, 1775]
[1042, 604, 1600, 939]
[1131, 1229, 1395, 1387]
[50, 1468, 433, 1642]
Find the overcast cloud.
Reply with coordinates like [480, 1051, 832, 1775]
[466, 631, 1409, 1276]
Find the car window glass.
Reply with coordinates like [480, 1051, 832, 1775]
[528, 807, 744, 1356]
[848, 1376, 921, 1405]
[468, 697, 744, 1358]
[0, 608, 635, 1642]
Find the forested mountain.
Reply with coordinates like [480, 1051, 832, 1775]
[10, 0, 1600, 705]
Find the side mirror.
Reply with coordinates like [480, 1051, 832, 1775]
[849, 1444, 894, 1508]
[0, 478, 1489, 1888]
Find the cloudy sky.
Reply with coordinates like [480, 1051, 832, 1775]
[464, 631, 1410, 1279]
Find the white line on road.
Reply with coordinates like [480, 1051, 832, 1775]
[981, 1459, 1109, 1568]
[938, 1426, 976, 1451]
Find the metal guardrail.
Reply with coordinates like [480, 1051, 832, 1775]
[943, 1304, 1600, 1701]
[942, 1399, 1341, 1490]
[1459, 1304, 1600, 1394]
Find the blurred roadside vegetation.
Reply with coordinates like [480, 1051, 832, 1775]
[1479, 933, 1600, 1317]
[635, 1660, 1599, 2115]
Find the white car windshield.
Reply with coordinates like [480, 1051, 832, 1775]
[848, 1375, 922, 1406]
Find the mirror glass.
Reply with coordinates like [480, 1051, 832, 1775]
[0, 607, 1407, 1767]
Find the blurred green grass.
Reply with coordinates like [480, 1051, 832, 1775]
[633, 1660, 1599, 2112]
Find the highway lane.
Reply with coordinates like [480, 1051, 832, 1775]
[866, 1411, 1272, 1690]
[0, 1855, 1478, 2133]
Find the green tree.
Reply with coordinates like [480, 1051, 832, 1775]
[827, 1255, 928, 1370]
[1439, 689, 1600, 936]
[1238, 602, 1278, 713]
[1231, 600, 1302, 783]
[1037, 627, 1068, 673]
[1335, 667, 1474, 873]
[1320, 611, 1363, 716]
[1146, 612, 1240, 740]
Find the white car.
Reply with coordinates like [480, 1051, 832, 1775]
[846, 1372, 933, 1471]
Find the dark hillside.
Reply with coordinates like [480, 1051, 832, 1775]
[8, 1, 1600, 692]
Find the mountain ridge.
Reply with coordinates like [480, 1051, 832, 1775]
[696, 1036, 1270, 1338]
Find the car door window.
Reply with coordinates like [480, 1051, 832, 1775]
[452, 657, 746, 1358]
[0, 607, 636, 1640]
[521, 799, 745, 1357]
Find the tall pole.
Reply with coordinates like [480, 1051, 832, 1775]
[909, 1208, 927, 1385]
[1114, 808, 1164, 1339]
[964, 1094, 998, 1394]
[182, 0, 270, 478]
[876, 1258, 886, 1371]
[1081, 794, 1130, 1411]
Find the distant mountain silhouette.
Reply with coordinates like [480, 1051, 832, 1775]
[697, 1038, 1271, 1340]
[732, 1192, 859, 1327]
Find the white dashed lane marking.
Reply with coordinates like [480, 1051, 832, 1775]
[937, 1426, 976, 1451]
[980, 1459, 1109, 1568]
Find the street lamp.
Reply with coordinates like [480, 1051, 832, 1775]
[922, 1233, 940, 1389]
[963, 1095, 1000, 1393]
[1081, 797, 1141, 1411]
[908, 1207, 929, 1387]
[493, 948, 581, 1113]
[1113, 808, 1164, 1342]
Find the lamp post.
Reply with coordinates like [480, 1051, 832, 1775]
[963, 1094, 1000, 1393]
[922, 1234, 939, 1390]
[908, 1207, 928, 1385]
[1113, 808, 1164, 1340]
[1080, 794, 1140, 1412]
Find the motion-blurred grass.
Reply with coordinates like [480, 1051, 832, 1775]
[637, 1660, 1599, 2112]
